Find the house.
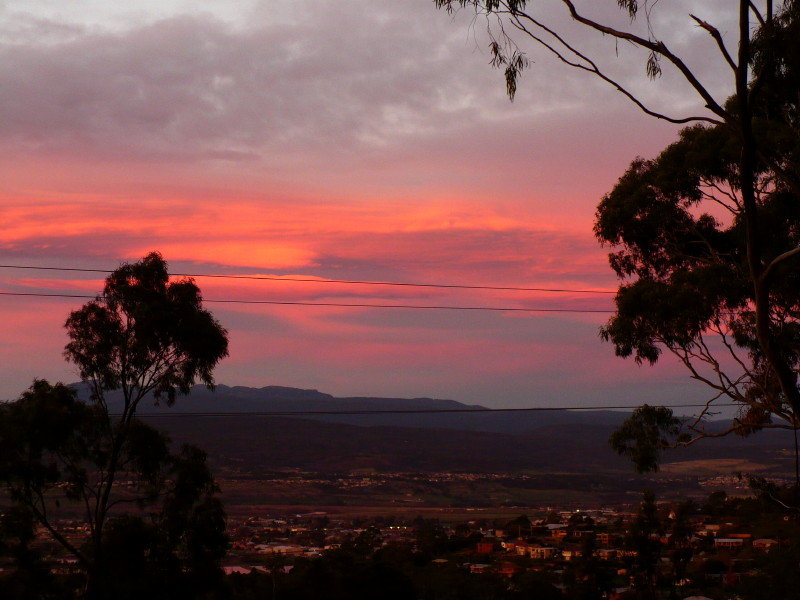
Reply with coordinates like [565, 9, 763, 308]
[470, 563, 491, 574]
[515, 542, 531, 556]
[529, 546, 557, 560]
[561, 548, 582, 561]
[700, 524, 721, 537]
[753, 538, 779, 551]
[714, 538, 744, 549]
[571, 529, 594, 538]
[609, 588, 633, 600]
[597, 532, 618, 546]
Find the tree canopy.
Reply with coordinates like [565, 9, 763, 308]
[434, 0, 800, 473]
[0, 381, 229, 599]
[0, 253, 230, 597]
[64, 250, 229, 412]
[598, 3, 800, 470]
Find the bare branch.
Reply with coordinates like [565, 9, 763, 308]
[699, 189, 739, 215]
[750, 1, 767, 26]
[28, 490, 90, 568]
[690, 14, 738, 72]
[762, 245, 800, 283]
[699, 177, 742, 211]
[677, 420, 792, 447]
[510, 14, 720, 124]
[557, 0, 729, 119]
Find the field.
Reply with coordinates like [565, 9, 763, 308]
[661, 458, 775, 476]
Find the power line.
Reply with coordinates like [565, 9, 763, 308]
[118, 402, 738, 418]
[0, 291, 614, 313]
[0, 263, 616, 295]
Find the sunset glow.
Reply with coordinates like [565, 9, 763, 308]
[0, 0, 728, 405]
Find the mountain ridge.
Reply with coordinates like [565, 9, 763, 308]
[69, 381, 630, 433]
[6, 381, 793, 477]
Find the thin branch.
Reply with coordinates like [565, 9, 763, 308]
[762, 245, 800, 283]
[715, 324, 758, 386]
[687, 388, 730, 431]
[699, 177, 742, 210]
[667, 343, 736, 398]
[698, 190, 739, 215]
[678, 420, 793, 448]
[762, 490, 799, 511]
[690, 15, 738, 72]
[557, 0, 729, 118]
[28, 489, 90, 568]
[749, 1, 766, 26]
[510, 15, 720, 124]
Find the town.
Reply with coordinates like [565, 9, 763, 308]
[13, 486, 798, 599]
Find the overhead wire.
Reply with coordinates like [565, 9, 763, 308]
[0, 267, 738, 419]
[0, 263, 616, 295]
[0, 291, 614, 313]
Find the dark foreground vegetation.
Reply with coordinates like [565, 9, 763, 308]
[0, 253, 230, 599]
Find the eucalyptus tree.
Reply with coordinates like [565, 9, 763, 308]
[0, 252, 230, 597]
[434, 1, 800, 470]
[63, 251, 229, 538]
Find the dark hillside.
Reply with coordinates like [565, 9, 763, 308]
[153, 414, 794, 475]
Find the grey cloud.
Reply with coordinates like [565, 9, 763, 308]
[0, 5, 508, 161]
[0, 0, 732, 167]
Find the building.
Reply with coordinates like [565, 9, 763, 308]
[529, 546, 557, 560]
[714, 538, 744, 550]
[753, 538, 778, 551]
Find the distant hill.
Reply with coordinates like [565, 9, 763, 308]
[154, 415, 793, 476]
[67, 383, 795, 475]
[73, 382, 631, 434]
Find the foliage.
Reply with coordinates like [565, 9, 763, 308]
[434, 1, 800, 472]
[0, 253, 230, 597]
[666, 500, 695, 591]
[593, 1, 800, 470]
[596, 108, 800, 416]
[64, 251, 229, 410]
[227, 540, 558, 600]
[625, 490, 662, 600]
[564, 532, 613, 600]
[0, 381, 229, 599]
[609, 405, 685, 473]
[0, 507, 65, 599]
[88, 447, 228, 600]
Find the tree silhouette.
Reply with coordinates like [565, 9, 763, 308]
[0, 252, 230, 597]
[598, 4, 800, 471]
[626, 490, 662, 600]
[435, 1, 800, 471]
[0, 381, 229, 599]
[0, 505, 63, 599]
[63, 251, 228, 548]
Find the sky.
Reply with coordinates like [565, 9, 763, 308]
[0, 0, 741, 407]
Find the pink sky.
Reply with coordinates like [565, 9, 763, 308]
[0, 1, 737, 406]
